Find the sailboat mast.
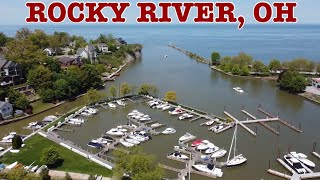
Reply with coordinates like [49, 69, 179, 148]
[234, 124, 237, 158]
[227, 123, 237, 162]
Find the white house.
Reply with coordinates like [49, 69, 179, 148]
[76, 48, 89, 59]
[0, 99, 13, 120]
[76, 45, 97, 63]
[312, 78, 320, 88]
[97, 43, 109, 53]
[44, 48, 55, 56]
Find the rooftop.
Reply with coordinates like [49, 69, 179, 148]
[312, 78, 320, 83]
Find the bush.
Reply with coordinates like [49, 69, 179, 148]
[64, 173, 72, 180]
[12, 135, 23, 149]
[40, 146, 60, 166]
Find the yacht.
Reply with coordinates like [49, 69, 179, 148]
[162, 105, 172, 111]
[233, 87, 244, 93]
[227, 154, 247, 167]
[1, 132, 17, 143]
[67, 120, 82, 125]
[211, 149, 227, 159]
[196, 140, 212, 151]
[191, 139, 203, 147]
[69, 118, 85, 123]
[80, 111, 92, 117]
[87, 141, 103, 149]
[156, 103, 167, 109]
[178, 113, 194, 120]
[120, 139, 135, 147]
[116, 100, 126, 106]
[108, 102, 117, 108]
[169, 151, 189, 160]
[283, 154, 307, 174]
[125, 138, 140, 145]
[178, 133, 195, 142]
[139, 117, 152, 122]
[290, 152, 315, 169]
[192, 164, 223, 178]
[169, 108, 184, 115]
[106, 128, 125, 136]
[94, 137, 112, 144]
[205, 146, 220, 154]
[210, 124, 225, 133]
[128, 110, 139, 116]
[128, 134, 146, 142]
[162, 128, 177, 135]
[205, 120, 215, 126]
[150, 123, 162, 128]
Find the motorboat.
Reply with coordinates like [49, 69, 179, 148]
[169, 151, 189, 160]
[101, 135, 115, 142]
[80, 111, 92, 117]
[205, 146, 220, 154]
[211, 149, 227, 158]
[106, 128, 125, 136]
[290, 152, 315, 169]
[210, 124, 225, 133]
[191, 139, 203, 147]
[156, 103, 167, 109]
[233, 87, 244, 93]
[116, 100, 126, 106]
[162, 105, 172, 111]
[205, 120, 215, 126]
[128, 110, 139, 116]
[69, 118, 85, 123]
[169, 108, 184, 115]
[94, 137, 112, 144]
[108, 102, 117, 108]
[128, 134, 146, 142]
[196, 140, 211, 150]
[192, 164, 223, 178]
[29, 122, 37, 126]
[162, 128, 176, 135]
[0, 147, 4, 151]
[6, 162, 18, 169]
[178, 113, 193, 120]
[120, 139, 135, 147]
[148, 101, 159, 107]
[1, 132, 17, 143]
[150, 123, 162, 128]
[125, 123, 138, 129]
[30, 165, 39, 172]
[283, 155, 307, 174]
[227, 154, 247, 167]
[134, 131, 151, 140]
[116, 126, 128, 132]
[125, 138, 140, 145]
[87, 141, 103, 149]
[178, 133, 195, 142]
[42, 115, 57, 122]
[67, 120, 82, 125]
[139, 117, 152, 122]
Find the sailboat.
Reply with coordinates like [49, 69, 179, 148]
[226, 124, 247, 167]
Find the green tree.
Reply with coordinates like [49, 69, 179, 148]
[44, 58, 61, 73]
[12, 135, 23, 149]
[211, 52, 220, 65]
[120, 82, 131, 97]
[85, 88, 106, 104]
[54, 79, 71, 101]
[28, 29, 49, 49]
[23, 173, 41, 180]
[252, 60, 269, 74]
[269, 59, 281, 72]
[231, 64, 241, 75]
[0, 32, 9, 47]
[240, 65, 250, 76]
[279, 70, 307, 93]
[39, 89, 55, 103]
[80, 64, 103, 90]
[64, 173, 72, 180]
[95, 64, 106, 74]
[138, 84, 159, 96]
[109, 85, 117, 98]
[40, 146, 60, 167]
[27, 65, 53, 91]
[6, 167, 27, 180]
[15, 94, 30, 110]
[165, 91, 177, 102]
[113, 147, 164, 180]
[15, 28, 32, 40]
[39, 168, 51, 180]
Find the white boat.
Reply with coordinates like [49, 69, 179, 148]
[29, 122, 37, 126]
[283, 155, 307, 174]
[192, 164, 223, 178]
[120, 139, 135, 147]
[233, 87, 244, 93]
[150, 123, 162, 128]
[30, 165, 39, 172]
[6, 161, 18, 169]
[156, 103, 167, 109]
[197, 140, 211, 151]
[290, 152, 315, 169]
[169, 151, 189, 160]
[226, 124, 247, 167]
[178, 133, 195, 142]
[139, 117, 152, 121]
[80, 111, 92, 117]
[169, 108, 184, 115]
[69, 118, 85, 123]
[94, 138, 112, 144]
[128, 110, 139, 116]
[211, 149, 227, 158]
[0, 147, 4, 151]
[125, 138, 140, 145]
[210, 124, 225, 133]
[106, 128, 125, 136]
[116, 100, 126, 106]
[205, 146, 219, 154]
[162, 105, 171, 111]
[108, 102, 117, 108]
[67, 120, 82, 125]
[178, 113, 193, 120]
[205, 120, 215, 126]
[162, 128, 176, 135]
[128, 134, 146, 142]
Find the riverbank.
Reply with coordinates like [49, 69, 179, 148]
[299, 92, 320, 105]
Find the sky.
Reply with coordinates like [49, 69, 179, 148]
[0, 0, 319, 25]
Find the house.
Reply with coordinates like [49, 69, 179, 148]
[58, 56, 81, 67]
[0, 56, 24, 86]
[97, 43, 109, 53]
[44, 48, 56, 56]
[312, 78, 320, 88]
[0, 99, 13, 120]
[115, 38, 127, 49]
[76, 44, 97, 62]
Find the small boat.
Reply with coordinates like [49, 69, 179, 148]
[108, 102, 117, 108]
[197, 140, 211, 150]
[120, 139, 135, 147]
[211, 149, 227, 158]
[128, 110, 139, 116]
[128, 134, 146, 142]
[192, 164, 223, 178]
[178, 113, 193, 120]
[87, 141, 103, 149]
[227, 154, 247, 167]
[156, 103, 167, 109]
[290, 152, 315, 169]
[162, 128, 176, 135]
[205, 120, 215, 126]
[162, 105, 171, 111]
[191, 139, 203, 147]
[116, 100, 126, 106]
[226, 124, 247, 167]
[69, 118, 85, 123]
[94, 138, 112, 144]
[169, 151, 189, 160]
[169, 108, 184, 115]
[150, 123, 162, 128]
[0, 147, 4, 151]
[101, 135, 115, 142]
[6, 161, 18, 169]
[80, 111, 92, 117]
[139, 117, 152, 122]
[205, 147, 220, 154]
[125, 138, 140, 145]
[283, 155, 307, 174]
[29, 122, 37, 126]
[106, 128, 125, 136]
[67, 120, 82, 125]
[210, 124, 225, 133]
[233, 87, 244, 93]
[178, 133, 195, 142]
[30, 165, 39, 172]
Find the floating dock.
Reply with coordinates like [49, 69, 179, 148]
[224, 111, 257, 136]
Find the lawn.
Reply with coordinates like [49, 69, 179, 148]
[31, 101, 55, 114]
[0, 135, 112, 177]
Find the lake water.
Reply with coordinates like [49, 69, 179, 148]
[1, 25, 320, 179]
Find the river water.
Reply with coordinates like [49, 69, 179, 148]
[1, 25, 320, 179]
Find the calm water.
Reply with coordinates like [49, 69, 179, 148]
[1, 25, 320, 179]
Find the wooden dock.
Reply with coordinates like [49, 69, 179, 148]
[312, 151, 320, 159]
[224, 111, 257, 136]
[267, 169, 291, 179]
[56, 128, 74, 132]
[189, 116, 202, 122]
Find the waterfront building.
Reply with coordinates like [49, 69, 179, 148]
[0, 99, 13, 120]
[0, 55, 24, 86]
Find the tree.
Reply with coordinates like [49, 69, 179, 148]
[64, 173, 72, 180]
[120, 82, 131, 97]
[28, 29, 49, 49]
[85, 88, 106, 104]
[27, 65, 53, 91]
[12, 135, 23, 149]
[54, 79, 71, 101]
[231, 64, 241, 75]
[138, 84, 159, 96]
[39, 168, 51, 180]
[113, 147, 164, 180]
[211, 52, 220, 65]
[23, 173, 41, 180]
[95, 64, 106, 74]
[80, 64, 103, 90]
[165, 91, 177, 102]
[109, 85, 117, 98]
[15, 95, 30, 110]
[88, 175, 95, 180]
[6, 167, 27, 180]
[15, 28, 32, 40]
[39, 89, 55, 103]
[279, 70, 307, 93]
[0, 32, 9, 47]
[44, 58, 61, 73]
[240, 65, 250, 76]
[269, 59, 281, 72]
[252, 60, 269, 74]
[40, 146, 60, 166]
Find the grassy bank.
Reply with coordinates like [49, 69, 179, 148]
[31, 101, 56, 114]
[0, 135, 112, 177]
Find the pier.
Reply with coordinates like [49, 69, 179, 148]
[224, 111, 257, 136]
